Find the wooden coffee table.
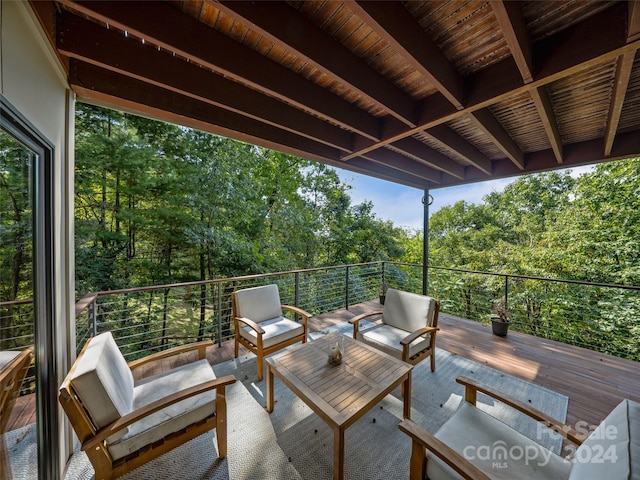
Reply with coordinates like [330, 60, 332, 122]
[266, 331, 413, 480]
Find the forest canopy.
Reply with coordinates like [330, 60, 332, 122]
[74, 103, 640, 298]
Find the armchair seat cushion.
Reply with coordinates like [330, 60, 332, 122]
[357, 324, 430, 360]
[428, 402, 572, 480]
[239, 316, 304, 350]
[108, 359, 217, 460]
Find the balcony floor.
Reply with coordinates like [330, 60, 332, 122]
[7, 301, 640, 435]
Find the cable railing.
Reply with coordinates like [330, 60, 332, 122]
[68, 262, 640, 364]
[0, 299, 36, 395]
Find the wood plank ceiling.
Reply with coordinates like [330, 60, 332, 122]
[32, 0, 640, 190]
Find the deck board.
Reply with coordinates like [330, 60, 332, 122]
[8, 300, 640, 435]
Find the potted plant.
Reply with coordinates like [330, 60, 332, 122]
[491, 299, 510, 337]
[379, 282, 388, 305]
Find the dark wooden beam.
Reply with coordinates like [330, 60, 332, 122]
[345, 157, 433, 188]
[349, 1, 465, 110]
[57, 11, 356, 153]
[629, 1, 640, 43]
[348, 3, 639, 159]
[58, 0, 382, 141]
[69, 60, 344, 162]
[361, 148, 443, 183]
[431, 130, 640, 189]
[390, 137, 465, 179]
[491, 1, 533, 83]
[529, 86, 563, 163]
[604, 52, 636, 156]
[423, 125, 492, 175]
[216, 0, 418, 127]
[468, 109, 524, 170]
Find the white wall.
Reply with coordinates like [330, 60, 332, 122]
[1, 0, 75, 476]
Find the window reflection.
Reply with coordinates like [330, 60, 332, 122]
[0, 129, 37, 478]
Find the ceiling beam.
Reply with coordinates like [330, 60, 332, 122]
[343, 157, 432, 189]
[529, 87, 563, 163]
[216, 0, 418, 127]
[629, 1, 640, 43]
[346, 3, 640, 159]
[349, 0, 465, 110]
[468, 109, 524, 170]
[389, 137, 464, 179]
[361, 148, 443, 184]
[430, 129, 640, 189]
[422, 125, 492, 175]
[490, 1, 533, 83]
[604, 52, 636, 156]
[58, 0, 382, 141]
[57, 11, 356, 153]
[69, 60, 345, 162]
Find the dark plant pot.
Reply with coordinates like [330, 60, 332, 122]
[491, 317, 509, 337]
[379, 295, 386, 305]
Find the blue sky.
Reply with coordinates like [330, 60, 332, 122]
[336, 165, 594, 231]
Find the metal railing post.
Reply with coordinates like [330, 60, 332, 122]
[504, 275, 509, 308]
[88, 299, 97, 337]
[217, 282, 223, 347]
[345, 266, 350, 310]
[295, 272, 300, 321]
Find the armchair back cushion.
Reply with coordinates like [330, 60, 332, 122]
[568, 398, 640, 480]
[383, 288, 437, 332]
[233, 284, 283, 323]
[69, 332, 133, 436]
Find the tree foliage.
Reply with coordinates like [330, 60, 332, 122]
[74, 104, 406, 296]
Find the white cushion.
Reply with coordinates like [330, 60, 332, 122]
[234, 284, 283, 323]
[568, 399, 640, 480]
[0, 350, 20, 371]
[357, 323, 430, 359]
[383, 289, 436, 333]
[69, 332, 134, 440]
[428, 402, 572, 480]
[239, 316, 304, 349]
[108, 359, 217, 460]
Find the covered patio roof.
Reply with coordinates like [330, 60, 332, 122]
[31, 0, 640, 190]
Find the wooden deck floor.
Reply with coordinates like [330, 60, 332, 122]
[7, 300, 640, 434]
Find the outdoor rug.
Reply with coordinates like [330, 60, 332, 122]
[44, 321, 568, 479]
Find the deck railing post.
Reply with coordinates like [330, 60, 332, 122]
[88, 298, 97, 337]
[217, 282, 223, 347]
[295, 272, 300, 321]
[345, 266, 350, 310]
[504, 275, 509, 309]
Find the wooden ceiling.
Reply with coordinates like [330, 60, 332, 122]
[32, 1, 640, 190]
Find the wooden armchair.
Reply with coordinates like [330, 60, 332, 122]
[399, 376, 640, 480]
[350, 288, 440, 370]
[232, 284, 311, 381]
[0, 349, 33, 433]
[59, 332, 236, 480]
[0, 348, 33, 479]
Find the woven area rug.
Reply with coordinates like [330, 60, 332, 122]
[55, 322, 569, 480]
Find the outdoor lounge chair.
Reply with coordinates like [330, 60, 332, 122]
[59, 332, 236, 480]
[0, 348, 33, 479]
[232, 283, 311, 381]
[399, 375, 640, 480]
[350, 288, 440, 369]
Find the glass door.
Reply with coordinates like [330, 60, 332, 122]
[1, 97, 58, 479]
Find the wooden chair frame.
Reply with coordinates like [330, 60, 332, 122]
[232, 290, 311, 381]
[350, 299, 440, 370]
[399, 376, 585, 480]
[0, 348, 33, 480]
[59, 338, 235, 480]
